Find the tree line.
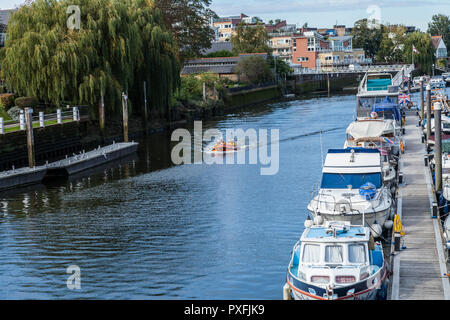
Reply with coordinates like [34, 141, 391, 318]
[351, 14, 450, 74]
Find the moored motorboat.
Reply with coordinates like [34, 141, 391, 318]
[344, 119, 401, 190]
[307, 148, 394, 236]
[286, 221, 388, 300]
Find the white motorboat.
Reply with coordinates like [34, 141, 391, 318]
[307, 148, 394, 236]
[344, 119, 401, 190]
[286, 221, 388, 300]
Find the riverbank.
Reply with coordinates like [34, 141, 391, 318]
[0, 85, 283, 171]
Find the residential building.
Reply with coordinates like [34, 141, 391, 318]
[181, 53, 268, 82]
[432, 35, 448, 59]
[291, 32, 330, 70]
[212, 13, 260, 42]
[267, 20, 297, 63]
[292, 32, 370, 71]
[0, 9, 16, 48]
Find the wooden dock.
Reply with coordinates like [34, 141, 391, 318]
[391, 114, 450, 300]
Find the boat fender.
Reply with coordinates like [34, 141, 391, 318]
[371, 224, 383, 238]
[313, 215, 324, 226]
[304, 216, 314, 228]
[384, 220, 394, 230]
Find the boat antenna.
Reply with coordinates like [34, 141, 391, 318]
[320, 130, 324, 167]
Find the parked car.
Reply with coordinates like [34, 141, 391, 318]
[430, 75, 446, 89]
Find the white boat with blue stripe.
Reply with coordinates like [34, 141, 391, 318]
[307, 148, 394, 236]
[286, 221, 388, 300]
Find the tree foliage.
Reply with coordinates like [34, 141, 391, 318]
[428, 14, 450, 49]
[234, 56, 273, 85]
[203, 50, 233, 58]
[376, 25, 407, 63]
[1, 0, 180, 118]
[351, 19, 384, 58]
[403, 31, 435, 74]
[231, 23, 272, 55]
[154, 0, 216, 61]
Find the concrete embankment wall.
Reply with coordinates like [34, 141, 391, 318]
[0, 122, 89, 171]
[293, 72, 363, 95]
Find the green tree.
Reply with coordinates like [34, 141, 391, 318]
[351, 19, 384, 58]
[376, 25, 407, 63]
[1, 0, 180, 119]
[231, 22, 272, 55]
[403, 32, 435, 74]
[203, 50, 234, 58]
[268, 56, 292, 77]
[428, 14, 450, 49]
[234, 56, 273, 84]
[154, 0, 217, 61]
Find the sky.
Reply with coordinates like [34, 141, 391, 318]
[0, 0, 449, 31]
[210, 0, 450, 31]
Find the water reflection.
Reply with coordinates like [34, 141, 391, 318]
[1, 94, 369, 299]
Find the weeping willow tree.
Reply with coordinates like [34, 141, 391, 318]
[403, 32, 435, 75]
[1, 0, 180, 119]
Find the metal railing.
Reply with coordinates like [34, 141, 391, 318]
[0, 105, 89, 135]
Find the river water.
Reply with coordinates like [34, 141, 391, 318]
[0, 94, 359, 299]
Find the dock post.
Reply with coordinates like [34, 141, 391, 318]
[434, 102, 443, 194]
[426, 84, 432, 146]
[203, 82, 206, 104]
[72, 107, 79, 121]
[57, 109, 62, 124]
[39, 112, 45, 127]
[420, 77, 424, 122]
[0, 117, 3, 134]
[99, 91, 105, 141]
[327, 73, 330, 98]
[394, 233, 401, 252]
[122, 92, 129, 143]
[19, 110, 25, 130]
[143, 81, 149, 135]
[24, 108, 35, 168]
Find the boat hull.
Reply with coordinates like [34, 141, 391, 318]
[309, 207, 391, 231]
[287, 266, 387, 301]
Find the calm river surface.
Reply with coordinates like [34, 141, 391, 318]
[0, 94, 359, 299]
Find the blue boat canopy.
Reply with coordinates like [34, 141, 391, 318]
[371, 97, 401, 122]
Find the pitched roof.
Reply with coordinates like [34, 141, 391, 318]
[181, 53, 268, 75]
[431, 35, 443, 49]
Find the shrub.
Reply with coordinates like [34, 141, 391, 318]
[0, 93, 15, 109]
[14, 96, 39, 109]
[234, 56, 274, 85]
[7, 106, 22, 120]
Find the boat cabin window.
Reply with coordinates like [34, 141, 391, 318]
[324, 245, 343, 264]
[348, 244, 366, 263]
[375, 110, 395, 120]
[302, 244, 320, 263]
[321, 173, 382, 189]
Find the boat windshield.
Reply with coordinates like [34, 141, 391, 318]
[348, 244, 366, 263]
[302, 244, 321, 263]
[320, 173, 382, 189]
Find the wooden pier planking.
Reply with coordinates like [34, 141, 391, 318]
[392, 114, 450, 300]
